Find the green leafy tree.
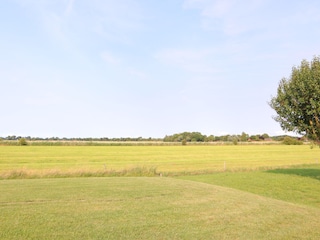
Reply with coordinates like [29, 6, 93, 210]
[206, 135, 215, 142]
[270, 56, 320, 143]
[163, 132, 207, 142]
[240, 132, 249, 142]
[250, 135, 260, 141]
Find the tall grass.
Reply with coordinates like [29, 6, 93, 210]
[0, 166, 158, 179]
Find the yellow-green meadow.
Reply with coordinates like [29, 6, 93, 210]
[0, 145, 319, 178]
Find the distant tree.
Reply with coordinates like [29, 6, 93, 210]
[163, 135, 174, 142]
[249, 135, 260, 141]
[190, 132, 205, 142]
[7, 135, 17, 140]
[206, 135, 215, 142]
[240, 132, 249, 142]
[163, 132, 207, 142]
[220, 135, 229, 141]
[270, 56, 320, 144]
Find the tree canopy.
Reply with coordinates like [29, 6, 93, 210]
[269, 56, 320, 143]
[163, 132, 207, 142]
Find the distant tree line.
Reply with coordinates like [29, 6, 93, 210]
[0, 136, 162, 142]
[163, 132, 274, 143]
[0, 133, 305, 145]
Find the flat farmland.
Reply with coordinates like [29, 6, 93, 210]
[0, 145, 319, 178]
[1, 145, 320, 239]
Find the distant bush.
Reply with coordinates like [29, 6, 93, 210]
[232, 138, 238, 145]
[18, 138, 28, 146]
[282, 137, 303, 145]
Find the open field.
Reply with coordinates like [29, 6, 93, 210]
[1, 176, 320, 239]
[1, 145, 319, 178]
[1, 145, 320, 239]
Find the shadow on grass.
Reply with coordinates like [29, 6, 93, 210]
[267, 168, 320, 181]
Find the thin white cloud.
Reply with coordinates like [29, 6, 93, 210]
[127, 68, 147, 79]
[24, 93, 66, 107]
[14, 0, 144, 45]
[155, 48, 217, 73]
[183, 0, 266, 35]
[181, 0, 320, 73]
[88, 0, 144, 44]
[65, 0, 75, 16]
[14, 0, 74, 47]
[183, 0, 320, 37]
[43, 13, 67, 43]
[101, 52, 121, 65]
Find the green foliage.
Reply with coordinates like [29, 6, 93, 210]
[163, 131, 270, 143]
[270, 56, 320, 143]
[18, 138, 27, 146]
[232, 137, 238, 145]
[282, 136, 303, 145]
[240, 132, 249, 141]
[163, 132, 207, 142]
[206, 135, 215, 142]
[249, 134, 260, 141]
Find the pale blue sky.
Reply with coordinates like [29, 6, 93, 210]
[1, 0, 320, 138]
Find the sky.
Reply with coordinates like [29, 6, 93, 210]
[1, 0, 320, 138]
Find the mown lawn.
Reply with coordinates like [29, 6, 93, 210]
[1, 177, 320, 239]
[178, 164, 320, 208]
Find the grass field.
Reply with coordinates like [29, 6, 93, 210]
[1, 145, 319, 178]
[1, 176, 320, 239]
[178, 164, 320, 208]
[1, 145, 320, 239]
